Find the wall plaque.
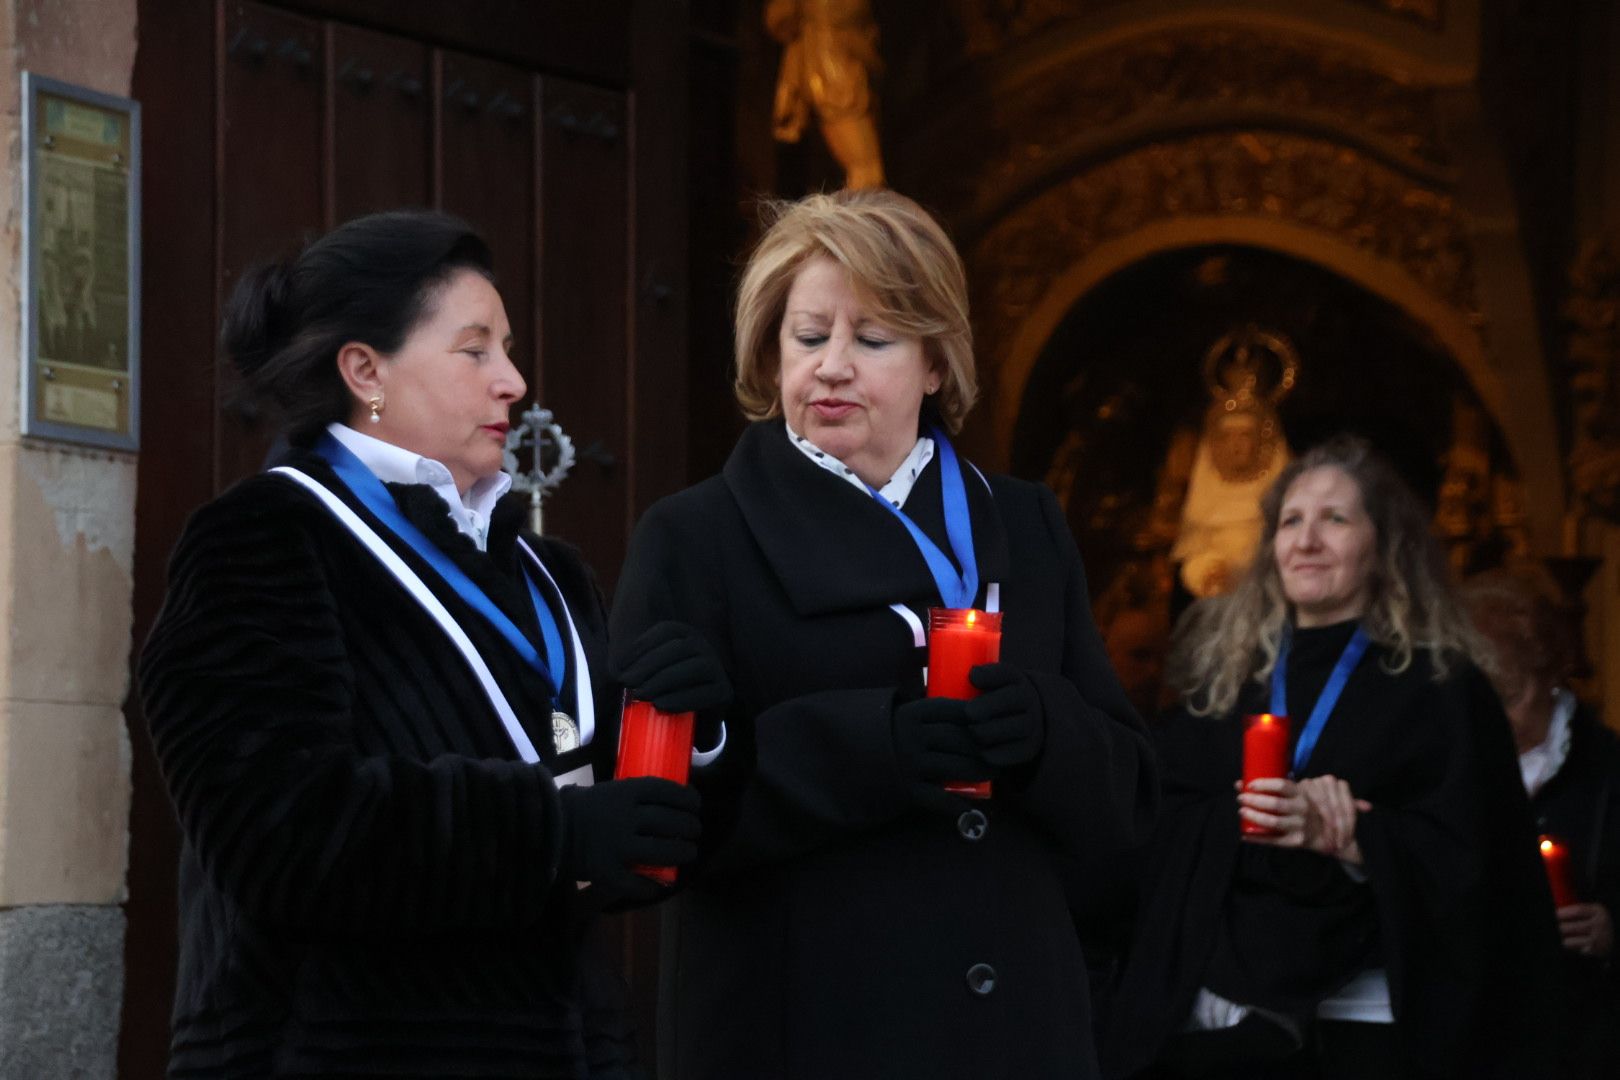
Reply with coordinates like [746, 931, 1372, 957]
[21, 73, 141, 450]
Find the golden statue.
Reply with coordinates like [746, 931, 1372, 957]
[767, 0, 886, 189]
[1170, 326, 1297, 599]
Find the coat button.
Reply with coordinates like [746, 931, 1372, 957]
[957, 808, 988, 842]
[965, 963, 997, 995]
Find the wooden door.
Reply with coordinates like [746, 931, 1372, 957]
[125, 1, 684, 1074]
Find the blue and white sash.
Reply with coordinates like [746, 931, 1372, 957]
[272, 465, 596, 786]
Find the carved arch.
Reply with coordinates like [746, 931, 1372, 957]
[956, 129, 1563, 547]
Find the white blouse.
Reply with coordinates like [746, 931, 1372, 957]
[785, 424, 935, 509]
[327, 423, 511, 552]
[1519, 688, 1577, 798]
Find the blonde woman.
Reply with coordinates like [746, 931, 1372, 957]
[611, 188, 1155, 1079]
[1105, 436, 1560, 1080]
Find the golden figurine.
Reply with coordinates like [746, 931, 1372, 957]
[767, 0, 886, 189]
[1170, 326, 1297, 599]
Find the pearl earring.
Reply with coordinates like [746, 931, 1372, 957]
[368, 396, 384, 424]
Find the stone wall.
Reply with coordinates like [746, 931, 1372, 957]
[0, 1, 138, 1076]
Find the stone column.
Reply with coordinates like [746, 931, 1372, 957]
[0, 2, 138, 1077]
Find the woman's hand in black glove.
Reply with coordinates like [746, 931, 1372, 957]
[965, 663, 1045, 769]
[559, 777, 701, 905]
[612, 621, 732, 714]
[892, 695, 994, 786]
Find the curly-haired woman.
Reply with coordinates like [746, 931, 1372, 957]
[1104, 436, 1561, 1080]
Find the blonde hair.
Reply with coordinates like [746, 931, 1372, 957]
[732, 189, 977, 433]
[1169, 435, 1489, 716]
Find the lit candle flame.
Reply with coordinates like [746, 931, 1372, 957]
[1541, 839, 1556, 855]
[965, 609, 977, 627]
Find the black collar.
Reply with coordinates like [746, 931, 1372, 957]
[721, 420, 1009, 616]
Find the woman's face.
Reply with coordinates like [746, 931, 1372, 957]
[1273, 466, 1378, 627]
[776, 256, 938, 487]
[369, 269, 526, 492]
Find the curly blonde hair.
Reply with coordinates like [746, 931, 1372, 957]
[1169, 435, 1489, 716]
[732, 188, 977, 433]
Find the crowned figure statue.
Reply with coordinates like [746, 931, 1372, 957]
[1171, 325, 1298, 599]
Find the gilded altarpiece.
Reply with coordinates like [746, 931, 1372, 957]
[876, 4, 1547, 713]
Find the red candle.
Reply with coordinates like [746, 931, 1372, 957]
[927, 608, 1003, 799]
[1241, 713, 1291, 837]
[616, 699, 696, 884]
[1539, 835, 1580, 909]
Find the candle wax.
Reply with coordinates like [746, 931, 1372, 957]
[1241, 713, 1290, 837]
[927, 608, 1002, 799]
[1539, 835, 1580, 909]
[928, 628, 1002, 700]
[616, 699, 696, 884]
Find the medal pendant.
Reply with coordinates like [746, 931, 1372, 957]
[551, 710, 580, 753]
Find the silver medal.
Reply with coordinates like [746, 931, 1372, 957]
[551, 710, 580, 753]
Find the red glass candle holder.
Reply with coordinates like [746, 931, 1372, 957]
[616, 699, 695, 884]
[1240, 713, 1291, 836]
[926, 608, 1003, 799]
[1539, 834, 1580, 909]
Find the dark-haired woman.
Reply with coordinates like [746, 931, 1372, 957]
[1103, 437, 1561, 1080]
[140, 210, 726, 1078]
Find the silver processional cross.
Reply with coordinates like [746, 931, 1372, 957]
[502, 402, 575, 536]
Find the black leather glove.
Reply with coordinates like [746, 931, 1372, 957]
[559, 777, 701, 904]
[965, 663, 1045, 769]
[892, 695, 995, 785]
[612, 621, 732, 715]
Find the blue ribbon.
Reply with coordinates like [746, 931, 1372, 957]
[315, 433, 567, 695]
[865, 425, 979, 610]
[1271, 623, 1371, 776]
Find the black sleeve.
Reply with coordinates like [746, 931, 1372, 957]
[1101, 705, 1239, 1079]
[1356, 666, 1562, 1078]
[1005, 485, 1159, 857]
[139, 482, 567, 938]
[1576, 721, 1620, 964]
[610, 496, 922, 878]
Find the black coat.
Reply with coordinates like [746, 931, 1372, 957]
[609, 420, 1157, 1080]
[139, 449, 630, 1079]
[1527, 706, 1620, 1076]
[1103, 621, 1562, 1080]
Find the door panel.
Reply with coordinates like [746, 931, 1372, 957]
[536, 78, 630, 583]
[330, 24, 431, 219]
[217, 1, 326, 488]
[439, 51, 537, 394]
[122, 1, 221, 1074]
[269, 0, 632, 85]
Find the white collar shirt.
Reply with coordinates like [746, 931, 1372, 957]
[327, 423, 511, 552]
[1519, 687, 1577, 798]
[785, 423, 936, 509]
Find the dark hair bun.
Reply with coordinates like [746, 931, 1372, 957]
[215, 210, 495, 441]
[221, 258, 296, 383]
